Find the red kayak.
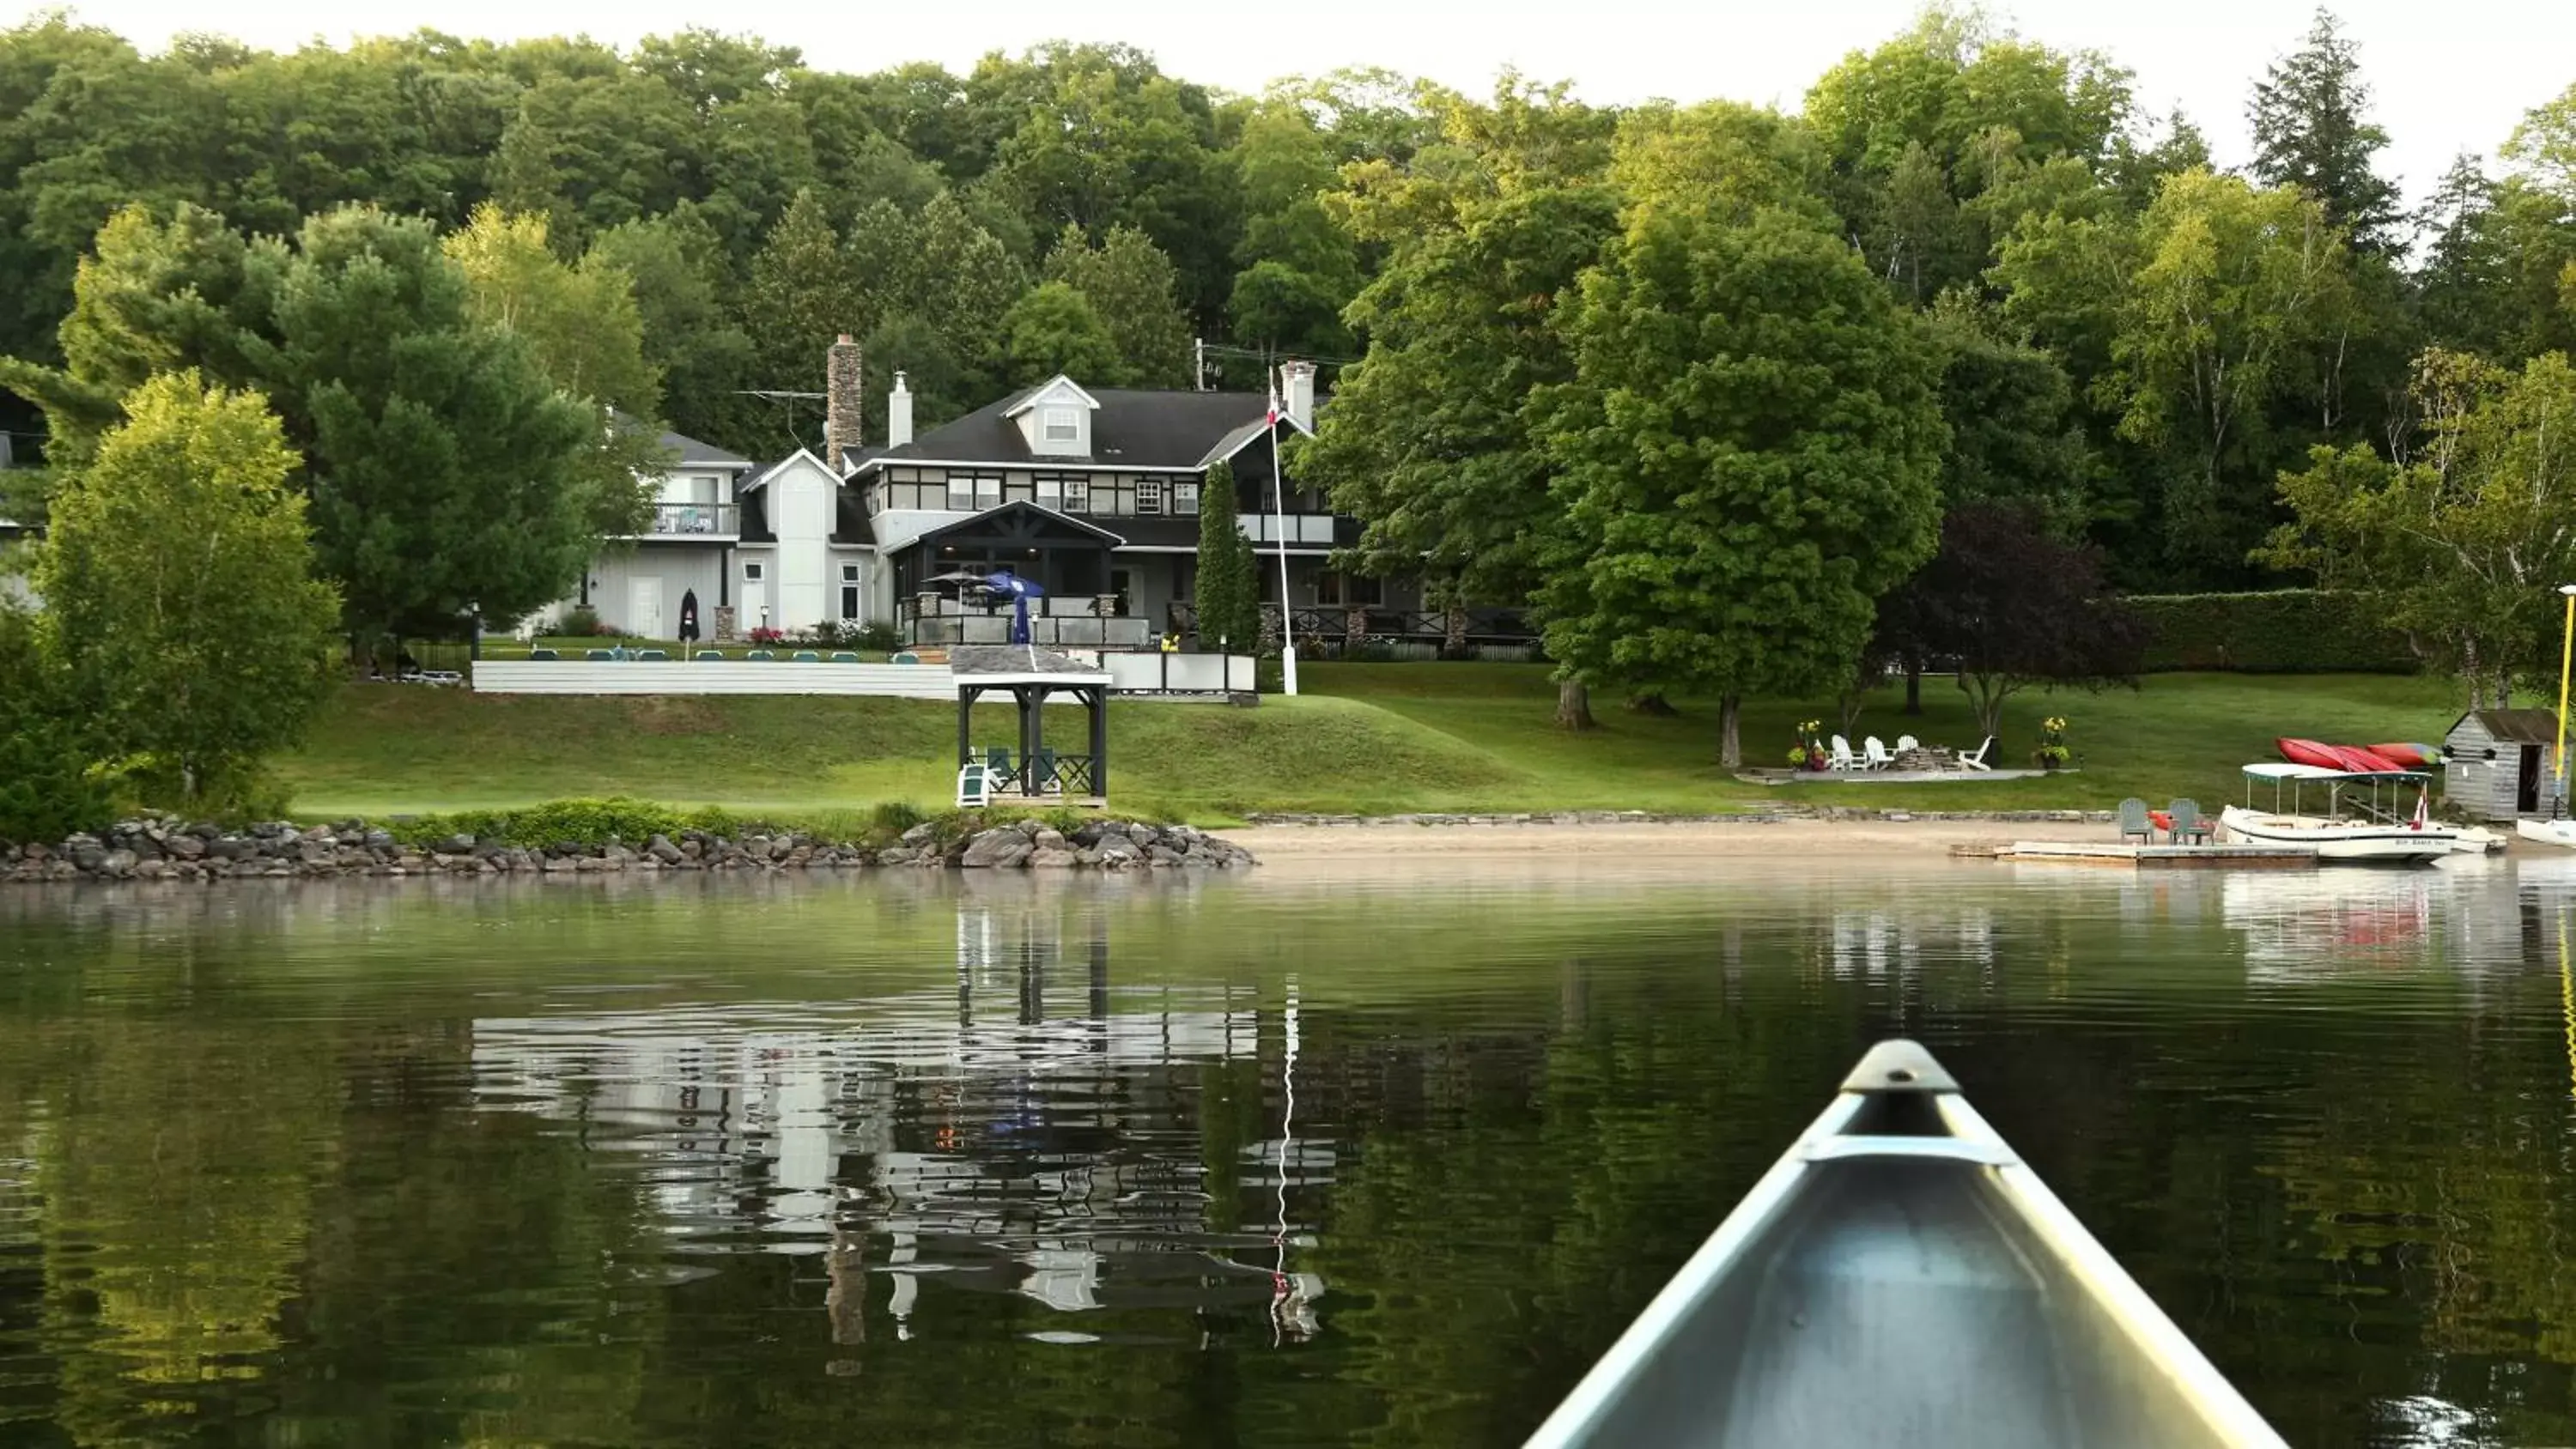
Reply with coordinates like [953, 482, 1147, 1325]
[2276, 737, 2409, 773]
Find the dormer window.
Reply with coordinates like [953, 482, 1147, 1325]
[1042, 408, 1078, 444]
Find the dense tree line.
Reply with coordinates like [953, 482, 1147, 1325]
[7, 6, 2576, 775]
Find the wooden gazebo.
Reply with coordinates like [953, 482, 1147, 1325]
[952, 643, 1112, 804]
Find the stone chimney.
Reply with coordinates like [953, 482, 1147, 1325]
[1279, 360, 1316, 432]
[887, 371, 913, 449]
[825, 333, 863, 466]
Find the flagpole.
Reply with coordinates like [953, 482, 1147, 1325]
[1270, 388, 1297, 697]
[2556, 584, 2576, 816]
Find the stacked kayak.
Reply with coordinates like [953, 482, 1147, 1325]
[2276, 737, 2439, 773]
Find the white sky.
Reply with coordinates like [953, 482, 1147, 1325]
[23, 0, 2574, 209]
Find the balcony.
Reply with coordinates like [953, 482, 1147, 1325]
[620, 501, 739, 539]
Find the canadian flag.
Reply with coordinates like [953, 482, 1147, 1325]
[1267, 390, 1280, 427]
[2410, 793, 2428, 830]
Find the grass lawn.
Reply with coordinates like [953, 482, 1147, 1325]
[280, 665, 2466, 823]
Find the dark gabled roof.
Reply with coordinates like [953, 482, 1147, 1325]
[897, 500, 1125, 555]
[861, 388, 1282, 471]
[611, 409, 754, 469]
[2457, 709, 2561, 744]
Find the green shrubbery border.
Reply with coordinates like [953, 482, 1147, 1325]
[2127, 591, 2416, 674]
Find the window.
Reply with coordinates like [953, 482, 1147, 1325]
[1062, 475, 1089, 512]
[1042, 407, 1078, 442]
[974, 475, 1001, 510]
[841, 564, 861, 582]
[1317, 572, 1382, 607]
[1036, 473, 1063, 509]
[865, 483, 883, 516]
[946, 476, 974, 511]
[1005, 474, 1034, 505]
[744, 562, 765, 582]
[1137, 478, 1165, 515]
[1176, 482, 1200, 515]
[840, 564, 861, 621]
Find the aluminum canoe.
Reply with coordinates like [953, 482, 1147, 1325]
[1523, 1040, 2286, 1449]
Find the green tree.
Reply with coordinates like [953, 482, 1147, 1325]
[443, 202, 659, 412]
[1192, 459, 1259, 652]
[1299, 81, 1619, 727]
[3, 203, 630, 638]
[586, 209, 757, 450]
[740, 186, 860, 442]
[1225, 98, 1364, 361]
[1537, 206, 1947, 767]
[2263, 349, 2576, 705]
[0, 602, 112, 840]
[1042, 223, 1193, 385]
[1001, 281, 1123, 385]
[33, 372, 338, 805]
[2247, 8, 2402, 252]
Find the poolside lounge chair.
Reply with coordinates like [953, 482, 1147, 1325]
[743, 649, 775, 661]
[987, 746, 1014, 790]
[2117, 797, 2154, 844]
[956, 762, 990, 808]
[634, 648, 669, 661]
[696, 650, 726, 661]
[527, 647, 558, 661]
[2167, 798, 2213, 845]
[584, 647, 615, 661]
[1862, 737, 1897, 770]
[829, 651, 861, 663]
[891, 652, 920, 664]
[791, 649, 822, 663]
[1954, 736, 1996, 772]
[1827, 735, 1860, 771]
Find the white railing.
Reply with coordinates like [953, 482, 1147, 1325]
[1239, 513, 1336, 544]
[1106, 653, 1255, 694]
[472, 660, 956, 698]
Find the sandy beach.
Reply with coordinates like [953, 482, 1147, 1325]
[1215, 817, 2107, 864]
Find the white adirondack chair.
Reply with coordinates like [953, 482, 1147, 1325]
[1863, 737, 1897, 769]
[1827, 735, 1861, 771]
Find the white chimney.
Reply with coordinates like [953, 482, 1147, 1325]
[1279, 360, 1316, 432]
[887, 371, 914, 450]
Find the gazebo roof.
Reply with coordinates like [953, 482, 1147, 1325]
[950, 643, 1113, 688]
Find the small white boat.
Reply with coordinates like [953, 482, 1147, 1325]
[1525, 1041, 2284, 1448]
[2517, 816, 2576, 849]
[2218, 764, 2458, 865]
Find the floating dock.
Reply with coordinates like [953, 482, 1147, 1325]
[1982, 840, 2318, 870]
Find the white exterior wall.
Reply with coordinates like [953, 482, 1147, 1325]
[750, 455, 863, 634]
[583, 546, 727, 640]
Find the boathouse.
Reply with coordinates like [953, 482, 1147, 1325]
[2442, 709, 2566, 821]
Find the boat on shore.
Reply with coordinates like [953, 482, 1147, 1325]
[2217, 764, 2459, 865]
[1524, 1040, 2284, 1448]
[2517, 816, 2576, 849]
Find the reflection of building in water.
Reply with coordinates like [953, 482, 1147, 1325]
[1826, 904, 1999, 977]
[468, 894, 1327, 1342]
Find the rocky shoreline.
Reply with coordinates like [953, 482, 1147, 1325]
[3, 815, 1255, 884]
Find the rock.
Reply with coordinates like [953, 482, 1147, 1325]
[298, 840, 333, 864]
[1146, 845, 1183, 865]
[439, 833, 476, 854]
[877, 847, 918, 866]
[1032, 828, 1068, 852]
[959, 829, 1033, 868]
[166, 834, 205, 860]
[133, 858, 169, 880]
[647, 835, 684, 864]
[1094, 834, 1142, 865]
[71, 845, 106, 872]
[900, 821, 939, 846]
[364, 829, 395, 851]
[1028, 847, 1078, 868]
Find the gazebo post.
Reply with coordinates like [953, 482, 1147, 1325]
[957, 684, 977, 773]
[1018, 685, 1042, 797]
[1088, 686, 1109, 800]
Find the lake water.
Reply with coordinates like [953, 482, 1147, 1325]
[3, 858, 2576, 1446]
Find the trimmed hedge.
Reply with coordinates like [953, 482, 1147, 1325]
[2129, 591, 2416, 674]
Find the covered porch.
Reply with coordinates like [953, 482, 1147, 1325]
[889, 502, 1150, 650]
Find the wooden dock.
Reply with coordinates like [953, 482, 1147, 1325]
[1991, 840, 2316, 870]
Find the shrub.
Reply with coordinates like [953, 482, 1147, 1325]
[2129, 591, 2415, 674]
[386, 796, 731, 849]
[562, 604, 601, 637]
[855, 621, 902, 653]
[0, 609, 117, 843]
